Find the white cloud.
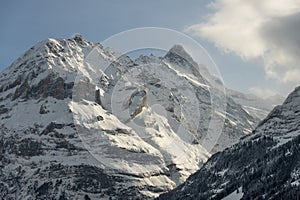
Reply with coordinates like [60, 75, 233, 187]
[249, 87, 278, 99]
[185, 0, 300, 85]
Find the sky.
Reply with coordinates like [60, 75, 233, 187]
[1, 0, 300, 98]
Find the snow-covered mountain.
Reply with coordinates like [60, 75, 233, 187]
[226, 89, 284, 121]
[0, 35, 272, 199]
[158, 86, 300, 199]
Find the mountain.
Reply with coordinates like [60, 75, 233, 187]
[226, 89, 284, 121]
[0, 35, 271, 199]
[158, 86, 300, 200]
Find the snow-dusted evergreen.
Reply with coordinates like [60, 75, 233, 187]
[0, 36, 273, 199]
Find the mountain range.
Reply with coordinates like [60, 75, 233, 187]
[0, 35, 285, 199]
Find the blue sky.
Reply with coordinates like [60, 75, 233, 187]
[1, 0, 299, 97]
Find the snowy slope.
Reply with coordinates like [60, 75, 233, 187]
[158, 86, 300, 200]
[226, 89, 283, 122]
[0, 35, 265, 199]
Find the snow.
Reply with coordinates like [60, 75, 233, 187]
[3, 98, 72, 130]
[68, 45, 217, 186]
[0, 36, 272, 198]
[164, 61, 209, 89]
[242, 105, 269, 122]
[71, 96, 210, 183]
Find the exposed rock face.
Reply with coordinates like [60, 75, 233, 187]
[158, 86, 300, 200]
[129, 89, 147, 118]
[12, 74, 73, 101]
[0, 36, 273, 199]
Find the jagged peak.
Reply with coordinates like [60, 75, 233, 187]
[72, 34, 92, 46]
[73, 34, 84, 41]
[164, 44, 206, 81]
[168, 44, 187, 55]
[165, 44, 196, 65]
[37, 35, 96, 52]
[1, 36, 100, 73]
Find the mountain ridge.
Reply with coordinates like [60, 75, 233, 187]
[0, 35, 278, 199]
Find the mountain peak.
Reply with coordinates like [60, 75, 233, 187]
[164, 44, 204, 81]
[168, 44, 186, 54]
[72, 34, 90, 46]
[165, 44, 199, 68]
[165, 44, 194, 63]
